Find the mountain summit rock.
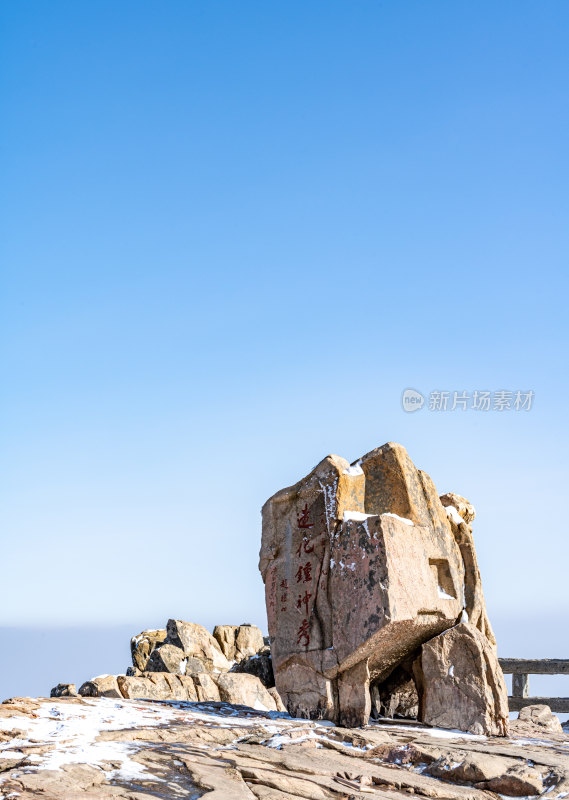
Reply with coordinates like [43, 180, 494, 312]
[260, 441, 508, 734]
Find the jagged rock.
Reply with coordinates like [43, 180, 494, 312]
[145, 643, 190, 674]
[78, 675, 122, 698]
[231, 645, 274, 687]
[441, 494, 496, 644]
[426, 752, 545, 796]
[212, 624, 237, 660]
[415, 622, 508, 735]
[510, 704, 563, 735]
[213, 624, 265, 662]
[125, 666, 142, 676]
[166, 619, 230, 672]
[439, 492, 476, 524]
[214, 673, 278, 711]
[260, 442, 505, 731]
[50, 683, 77, 697]
[130, 628, 167, 671]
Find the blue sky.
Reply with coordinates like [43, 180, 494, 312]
[1, 0, 568, 657]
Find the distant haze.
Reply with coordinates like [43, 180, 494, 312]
[2, 614, 567, 723]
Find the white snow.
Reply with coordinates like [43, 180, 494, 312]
[438, 587, 455, 600]
[461, 609, 469, 623]
[343, 465, 364, 477]
[319, 477, 338, 535]
[448, 665, 455, 677]
[372, 721, 486, 740]
[381, 513, 414, 526]
[180, 659, 187, 675]
[343, 510, 373, 522]
[445, 506, 464, 526]
[0, 697, 297, 786]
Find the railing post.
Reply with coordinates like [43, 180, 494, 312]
[512, 672, 529, 698]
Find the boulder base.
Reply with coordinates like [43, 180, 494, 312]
[415, 622, 508, 735]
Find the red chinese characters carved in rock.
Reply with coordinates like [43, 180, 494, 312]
[296, 590, 312, 615]
[296, 537, 314, 557]
[295, 562, 312, 584]
[296, 503, 314, 529]
[297, 618, 310, 647]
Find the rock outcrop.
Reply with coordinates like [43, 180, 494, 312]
[1, 695, 567, 799]
[260, 441, 508, 733]
[213, 623, 265, 663]
[510, 703, 563, 735]
[130, 628, 167, 672]
[55, 619, 278, 710]
[232, 645, 275, 687]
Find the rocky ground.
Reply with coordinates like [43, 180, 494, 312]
[0, 696, 567, 799]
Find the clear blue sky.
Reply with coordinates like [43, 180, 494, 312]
[1, 1, 568, 651]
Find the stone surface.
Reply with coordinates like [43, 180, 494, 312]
[510, 703, 563, 735]
[214, 624, 265, 662]
[118, 672, 199, 701]
[78, 674, 122, 698]
[0, 695, 567, 799]
[260, 441, 505, 731]
[144, 643, 190, 674]
[130, 628, 167, 671]
[426, 751, 545, 795]
[166, 619, 231, 672]
[415, 622, 509, 735]
[232, 645, 275, 687]
[214, 672, 278, 710]
[49, 683, 77, 698]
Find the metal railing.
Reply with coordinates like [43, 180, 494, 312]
[499, 658, 569, 713]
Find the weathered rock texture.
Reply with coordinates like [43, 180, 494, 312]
[214, 624, 265, 663]
[260, 441, 508, 733]
[415, 622, 508, 735]
[232, 645, 275, 688]
[1, 695, 566, 799]
[55, 619, 277, 709]
[130, 628, 167, 672]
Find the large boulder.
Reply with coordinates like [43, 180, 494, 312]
[50, 683, 77, 698]
[510, 704, 563, 735]
[118, 673, 199, 702]
[415, 622, 509, 735]
[145, 644, 192, 675]
[231, 645, 274, 688]
[260, 442, 506, 732]
[116, 671, 275, 709]
[78, 675, 122, 698]
[165, 620, 230, 672]
[213, 624, 265, 663]
[130, 629, 167, 671]
[214, 673, 277, 711]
